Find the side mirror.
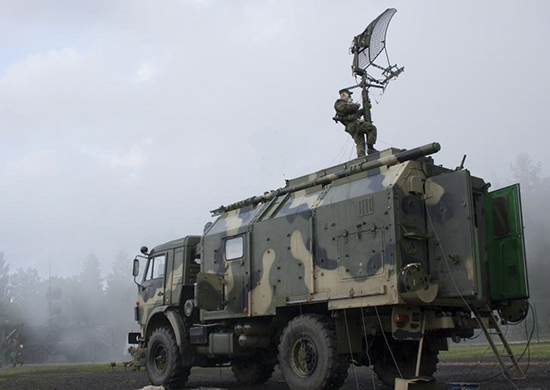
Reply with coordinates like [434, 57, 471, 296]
[132, 258, 140, 277]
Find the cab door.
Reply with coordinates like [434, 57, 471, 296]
[138, 252, 167, 325]
[485, 184, 529, 301]
[222, 234, 250, 317]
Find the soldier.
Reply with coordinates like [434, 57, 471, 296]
[334, 88, 378, 157]
[10, 338, 23, 367]
[126, 346, 145, 371]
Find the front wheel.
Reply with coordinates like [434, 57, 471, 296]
[146, 326, 191, 388]
[278, 314, 350, 390]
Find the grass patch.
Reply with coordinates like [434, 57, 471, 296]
[440, 341, 550, 361]
[0, 363, 116, 377]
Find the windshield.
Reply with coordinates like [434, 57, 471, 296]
[144, 254, 166, 281]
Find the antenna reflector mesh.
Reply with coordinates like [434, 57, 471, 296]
[353, 8, 397, 71]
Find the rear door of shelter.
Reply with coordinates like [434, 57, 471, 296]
[485, 184, 528, 301]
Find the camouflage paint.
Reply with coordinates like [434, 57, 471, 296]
[426, 170, 477, 298]
[135, 142, 505, 329]
[201, 147, 448, 320]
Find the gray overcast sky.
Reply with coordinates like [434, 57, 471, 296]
[1, 0, 549, 277]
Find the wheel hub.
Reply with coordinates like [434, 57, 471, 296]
[289, 334, 318, 378]
[152, 343, 168, 372]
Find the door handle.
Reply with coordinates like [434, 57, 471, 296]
[157, 291, 164, 296]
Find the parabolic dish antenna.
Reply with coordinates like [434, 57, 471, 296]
[333, 9, 404, 131]
[350, 8, 403, 88]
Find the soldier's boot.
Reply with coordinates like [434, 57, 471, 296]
[367, 144, 378, 155]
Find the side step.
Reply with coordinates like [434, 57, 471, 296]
[472, 306, 525, 380]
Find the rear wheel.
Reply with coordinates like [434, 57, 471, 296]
[371, 336, 439, 387]
[278, 314, 349, 390]
[146, 326, 191, 388]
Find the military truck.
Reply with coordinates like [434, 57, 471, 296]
[129, 142, 529, 389]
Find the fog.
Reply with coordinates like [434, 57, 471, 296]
[1, 0, 550, 354]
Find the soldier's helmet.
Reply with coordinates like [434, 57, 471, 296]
[339, 88, 353, 95]
[128, 346, 134, 353]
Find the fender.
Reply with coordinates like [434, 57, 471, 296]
[145, 306, 187, 347]
[145, 306, 193, 366]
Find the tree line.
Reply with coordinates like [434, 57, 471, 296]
[509, 154, 550, 338]
[0, 250, 138, 356]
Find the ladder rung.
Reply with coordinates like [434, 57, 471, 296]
[508, 373, 526, 379]
[474, 307, 526, 381]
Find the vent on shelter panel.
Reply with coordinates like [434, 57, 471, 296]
[358, 196, 374, 216]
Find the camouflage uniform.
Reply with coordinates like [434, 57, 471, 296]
[334, 92, 377, 157]
[126, 346, 145, 371]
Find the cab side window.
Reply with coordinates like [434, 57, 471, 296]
[225, 236, 244, 261]
[145, 254, 166, 280]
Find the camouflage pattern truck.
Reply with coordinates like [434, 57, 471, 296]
[129, 142, 529, 390]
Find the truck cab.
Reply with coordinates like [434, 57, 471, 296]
[131, 236, 200, 343]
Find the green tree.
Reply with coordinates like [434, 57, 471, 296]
[0, 252, 14, 321]
[81, 252, 103, 294]
[510, 154, 550, 335]
[8, 267, 43, 324]
[104, 250, 138, 356]
[73, 252, 105, 326]
[510, 153, 550, 196]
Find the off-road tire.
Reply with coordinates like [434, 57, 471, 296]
[146, 326, 191, 389]
[371, 336, 439, 387]
[278, 313, 350, 390]
[232, 358, 276, 385]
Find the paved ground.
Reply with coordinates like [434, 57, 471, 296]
[0, 360, 548, 390]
